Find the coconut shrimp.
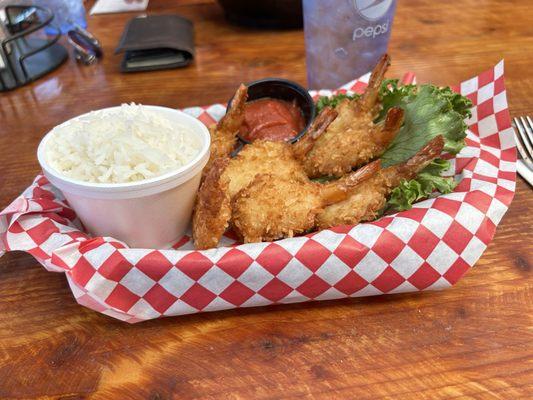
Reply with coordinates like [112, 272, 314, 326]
[192, 107, 338, 249]
[231, 161, 380, 243]
[302, 54, 404, 178]
[223, 106, 338, 198]
[316, 135, 445, 229]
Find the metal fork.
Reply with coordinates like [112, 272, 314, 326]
[512, 116, 533, 187]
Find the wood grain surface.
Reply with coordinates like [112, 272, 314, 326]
[1, 0, 532, 398]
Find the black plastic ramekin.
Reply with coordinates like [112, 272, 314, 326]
[227, 78, 316, 144]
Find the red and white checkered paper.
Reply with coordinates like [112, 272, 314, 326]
[0, 62, 516, 323]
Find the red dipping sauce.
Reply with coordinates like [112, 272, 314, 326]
[240, 98, 305, 142]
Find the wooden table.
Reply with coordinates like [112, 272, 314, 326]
[1, 1, 532, 398]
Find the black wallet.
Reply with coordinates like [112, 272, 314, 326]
[115, 15, 194, 72]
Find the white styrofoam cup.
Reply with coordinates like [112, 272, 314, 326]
[37, 106, 211, 248]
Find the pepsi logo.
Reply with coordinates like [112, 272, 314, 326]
[353, 0, 394, 21]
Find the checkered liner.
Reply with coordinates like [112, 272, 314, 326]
[0, 61, 515, 323]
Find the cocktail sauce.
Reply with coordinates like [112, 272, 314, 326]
[240, 98, 305, 142]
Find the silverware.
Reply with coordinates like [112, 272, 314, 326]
[512, 116, 533, 187]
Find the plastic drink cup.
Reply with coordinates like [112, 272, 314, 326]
[39, 0, 87, 35]
[303, 0, 397, 89]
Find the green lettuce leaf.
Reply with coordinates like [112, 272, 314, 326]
[316, 93, 359, 113]
[379, 80, 472, 168]
[386, 159, 457, 212]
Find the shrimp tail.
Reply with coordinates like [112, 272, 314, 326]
[359, 53, 391, 112]
[321, 160, 381, 205]
[292, 106, 338, 160]
[387, 135, 445, 184]
[375, 107, 404, 148]
[205, 84, 248, 172]
[218, 83, 248, 135]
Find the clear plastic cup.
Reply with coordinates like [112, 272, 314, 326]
[37, 106, 211, 248]
[39, 0, 87, 35]
[303, 0, 397, 89]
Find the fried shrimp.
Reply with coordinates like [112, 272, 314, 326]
[231, 161, 380, 243]
[223, 106, 339, 197]
[223, 140, 307, 199]
[191, 54, 458, 249]
[192, 158, 232, 250]
[193, 140, 308, 249]
[205, 84, 248, 172]
[316, 135, 445, 229]
[192, 105, 340, 249]
[302, 54, 404, 178]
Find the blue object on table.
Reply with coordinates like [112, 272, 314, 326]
[39, 0, 87, 35]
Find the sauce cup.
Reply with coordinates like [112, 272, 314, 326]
[37, 106, 210, 248]
[228, 78, 316, 145]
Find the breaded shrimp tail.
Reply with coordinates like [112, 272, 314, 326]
[205, 84, 248, 172]
[374, 107, 404, 149]
[359, 53, 391, 113]
[292, 106, 338, 161]
[320, 160, 381, 205]
[218, 84, 248, 138]
[386, 135, 445, 185]
[402, 135, 444, 171]
[193, 158, 232, 249]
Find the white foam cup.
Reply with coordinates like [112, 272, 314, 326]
[37, 106, 211, 248]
